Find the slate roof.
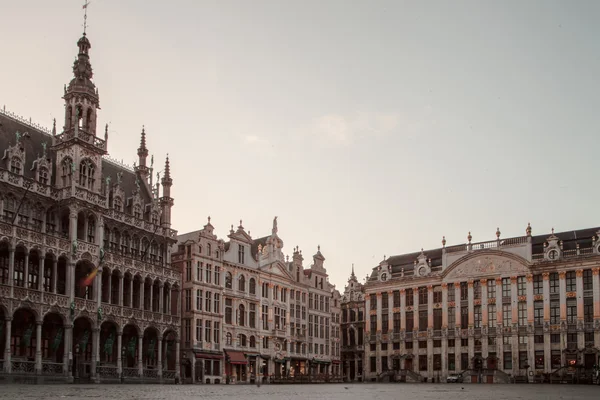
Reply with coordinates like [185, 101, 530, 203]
[369, 226, 600, 280]
[0, 110, 152, 205]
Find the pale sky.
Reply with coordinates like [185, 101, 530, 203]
[2, 0, 599, 291]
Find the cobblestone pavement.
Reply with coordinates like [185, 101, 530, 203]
[0, 383, 597, 400]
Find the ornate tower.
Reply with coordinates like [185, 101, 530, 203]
[136, 126, 150, 185]
[160, 155, 174, 227]
[52, 32, 106, 192]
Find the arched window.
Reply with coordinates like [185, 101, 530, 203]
[151, 212, 159, 225]
[226, 332, 232, 345]
[239, 304, 245, 326]
[38, 167, 49, 185]
[238, 334, 247, 347]
[86, 108, 93, 131]
[79, 159, 95, 189]
[249, 336, 256, 348]
[207, 243, 212, 257]
[238, 275, 246, 292]
[10, 157, 21, 175]
[249, 278, 256, 295]
[76, 105, 83, 129]
[225, 272, 232, 289]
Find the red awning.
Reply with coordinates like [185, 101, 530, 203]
[226, 350, 247, 365]
[332, 360, 341, 364]
[195, 353, 223, 360]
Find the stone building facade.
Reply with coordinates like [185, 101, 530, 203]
[0, 30, 180, 383]
[359, 225, 600, 383]
[172, 217, 342, 383]
[340, 266, 366, 381]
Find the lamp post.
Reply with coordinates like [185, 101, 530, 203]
[75, 344, 80, 380]
[121, 347, 126, 383]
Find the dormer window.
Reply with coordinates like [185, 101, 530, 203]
[238, 244, 245, 264]
[207, 243, 212, 257]
[10, 157, 21, 174]
[151, 212, 158, 225]
[133, 204, 141, 219]
[38, 167, 49, 185]
[79, 159, 95, 189]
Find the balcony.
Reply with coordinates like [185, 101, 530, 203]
[103, 248, 181, 281]
[272, 327, 287, 338]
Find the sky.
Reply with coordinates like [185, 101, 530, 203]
[1, 0, 600, 291]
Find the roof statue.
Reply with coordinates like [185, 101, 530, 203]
[273, 216, 278, 234]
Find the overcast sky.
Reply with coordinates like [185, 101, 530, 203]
[1, 0, 599, 290]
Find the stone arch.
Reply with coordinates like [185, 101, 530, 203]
[12, 307, 38, 358]
[13, 245, 27, 287]
[442, 250, 532, 281]
[143, 326, 160, 368]
[100, 320, 119, 363]
[42, 311, 65, 363]
[0, 241, 9, 285]
[74, 259, 97, 299]
[122, 324, 140, 369]
[162, 329, 177, 371]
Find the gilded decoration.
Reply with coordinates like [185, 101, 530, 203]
[566, 291, 576, 298]
[559, 271, 566, 279]
[427, 285, 433, 291]
[479, 278, 487, 285]
[526, 274, 533, 282]
[448, 301, 456, 307]
[592, 268, 600, 276]
[542, 272, 550, 280]
[495, 277, 502, 284]
[474, 299, 481, 306]
[518, 295, 526, 302]
[392, 307, 401, 313]
[441, 283, 447, 288]
[488, 297, 496, 304]
[434, 303, 442, 309]
[445, 255, 530, 281]
[576, 269, 583, 277]
[510, 276, 517, 284]
[534, 294, 543, 301]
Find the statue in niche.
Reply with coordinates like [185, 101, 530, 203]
[147, 338, 156, 360]
[104, 331, 115, 360]
[127, 336, 137, 358]
[116, 171, 123, 185]
[105, 176, 111, 187]
[41, 142, 47, 157]
[273, 216, 278, 234]
[22, 323, 33, 348]
[52, 327, 63, 352]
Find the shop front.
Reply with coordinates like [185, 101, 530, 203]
[290, 357, 308, 377]
[194, 352, 223, 384]
[224, 350, 247, 383]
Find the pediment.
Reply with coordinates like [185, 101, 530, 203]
[263, 261, 292, 279]
[229, 231, 253, 244]
[444, 252, 531, 281]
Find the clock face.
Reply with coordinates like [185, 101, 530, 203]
[418, 266, 427, 276]
[380, 273, 387, 282]
[548, 250, 558, 260]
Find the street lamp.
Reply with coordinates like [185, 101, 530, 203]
[75, 344, 80, 380]
[121, 346, 126, 383]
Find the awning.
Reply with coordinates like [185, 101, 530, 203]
[274, 357, 290, 364]
[225, 350, 247, 365]
[332, 360, 341, 364]
[311, 359, 331, 365]
[245, 352, 261, 358]
[195, 353, 223, 360]
[291, 357, 307, 361]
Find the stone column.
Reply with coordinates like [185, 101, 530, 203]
[8, 248, 14, 297]
[3, 318, 11, 373]
[176, 288, 181, 316]
[23, 252, 29, 289]
[159, 283, 164, 315]
[441, 283, 448, 378]
[138, 335, 144, 377]
[52, 258, 58, 293]
[38, 256, 45, 292]
[158, 339, 163, 379]
[91, 328, 99, 380]
[593, 268, 600, 351]
[140, 281, 145, 311]
[481, 279, 489, 360]
[467, 280, 474, 367]
[117, 331, 123, 375]
[35, 321, 42, 374]
[129, 278, 134, 308]
[106, 271, 112, 304]
[175, 340, 181, 380]
[64, 325, 72, 377]
[149, 284, 154, 312]
[510, 276, 518, 376]
[118, 273, 124, 306]
[96, 268, 103, 305]
[495, 277, 503, 370]
[558, 272, 566, 367]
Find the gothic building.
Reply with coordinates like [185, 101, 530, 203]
[0, 30, 180, 383]
[172, 217, 342, 384]
[358, 225, 600, 383]
[340, 266, 366, 381]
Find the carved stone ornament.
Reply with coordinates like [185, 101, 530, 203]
[445, 255, 530, 280]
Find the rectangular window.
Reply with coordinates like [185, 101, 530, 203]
[213, 293, 220, 314]
[262, 305, 269, 330]
[205, 291, 212, 312]
[196, 290, 202, 311]
[405, 289, 414, 306]
[474, 305, 481, 328]
[204, 320, 212, 343]
[473, 280, 481, 300]
[433, 286, 442, 303]
[518, 302, 527, 326]
[393, 290, 400, 307]
[448, 308, 455, 327]
[381, 292, 389, 309]
[583, 269, 593, 291]
[502, 278, 511, 298]
[447, 284, 455, 302]
[205, 264, 212, 284]
[195, 318, 202, 341]
[238, 244, 245, 264]
[185, 289, 191, 312]
[213, 321, 220, 343]
[197, 261, 203, 282]
[550, 300, 560, 324]
[566, 271, 576, 292]
[487, 279, 496, 298]
[502, 304, 511, 326]
[419, 287, 428, 305]
[517, 276, 526, 296]
[549, 273, 559, 294]
[419, 310, 427, 331]
[488, 304, 496, 328]
[584, 297, 593, 323]
[533, 274, 543, 295]
[534, 301, 543, 326]
[460, 282, 468, 301]
[566, 299, 577, 324]
[433, 309, 442, 330]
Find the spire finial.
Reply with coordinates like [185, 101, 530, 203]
[82, 0, 91, 35]
[318, 245, 320, 252]
[351, 263, 355, 278]
[52, 118, 57, 136]
[551, 227, 555, 234]
[208, 216, 211, 224]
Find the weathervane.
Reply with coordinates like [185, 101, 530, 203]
[82, 0, 91, 35]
